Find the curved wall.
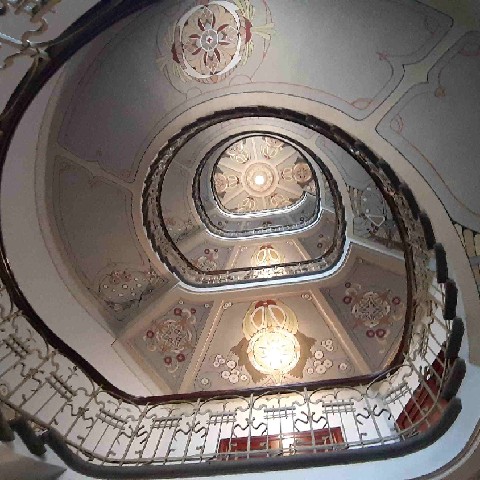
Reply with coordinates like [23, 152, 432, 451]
[2, 1, 480, 478]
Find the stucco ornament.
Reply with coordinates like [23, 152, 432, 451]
[143, 305, 199, 374]
[167, 0, 274, 83]
[252, 244, 284, 267]
[343, 282, 404, 330]
[195, 248, 219, 271]
[98, 267, 162, 313]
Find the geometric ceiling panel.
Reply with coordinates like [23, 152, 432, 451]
[320, 258, 407, 372]
[128, 299, 214, 393]
[191, 292, 359, 392]
[378, 31, 480, 231]
[51, 157, 171, 330]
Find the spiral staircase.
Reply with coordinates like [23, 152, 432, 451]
[1, 1, 480, 479]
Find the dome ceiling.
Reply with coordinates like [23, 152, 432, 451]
[33, 0, 461, 394]
[212, 136, 316, 215]
[142, 115, 346, 287]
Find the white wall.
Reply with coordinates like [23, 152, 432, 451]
[0, 70, 152, 396]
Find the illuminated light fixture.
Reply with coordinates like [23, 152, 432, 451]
[242, 300, 300, 379]
[254, 174, 266, 186]
[248, 329, 300, 374]
[252, 244, 284, 267]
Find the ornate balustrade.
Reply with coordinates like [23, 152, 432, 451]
[0, 161, 466, 475]
[0, 255, 464, 477]
[142, 116, 347, 288]
[191, 132, 324, 239]
[0, 1, 467, 477]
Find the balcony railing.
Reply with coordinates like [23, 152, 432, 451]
[142, 114, 348, 288]
[0, 242, 465, 477]
[191, 132, 324, 239]
[0, 149, 466, 476]
[0, 1, 467, 477]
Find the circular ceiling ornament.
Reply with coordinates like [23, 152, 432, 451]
[210, 135, 318, 216]
[351, 291, 391, 327]
[293, 162, 313, 184]
[248, 329, 300, 375]
[172, 1, 249, 83]
[243, 162, 277, 196]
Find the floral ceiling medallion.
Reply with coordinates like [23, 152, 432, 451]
[351, 291, 391, 325]
[212, 136, 317, 215]
[169, 0, 274, 84]
[97, 266, 163, 314]
[343, 283, 405, 330]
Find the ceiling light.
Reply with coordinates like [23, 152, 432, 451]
[243, 300, 300, 379]
[254, 174, 266, 186]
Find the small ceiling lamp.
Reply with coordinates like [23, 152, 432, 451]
[243, 300, 300, 380]
[254, 174, 266, 186]
[252, 244, 284, 267]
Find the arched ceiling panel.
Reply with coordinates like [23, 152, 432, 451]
[53, 0, 451, 183]
[378, 31, 480, 232]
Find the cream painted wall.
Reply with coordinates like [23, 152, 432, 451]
[1, 70, 153, 396]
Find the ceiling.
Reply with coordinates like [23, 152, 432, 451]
[212, 136, 316, 215]
[28, 0, 480, 394]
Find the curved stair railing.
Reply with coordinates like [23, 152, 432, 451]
[142, 115, 348, 288]
[191, 132, 324, 239]
[0, 1, 468, 478]
[0, 175, 466, 478]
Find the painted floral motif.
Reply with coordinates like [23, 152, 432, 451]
[261, 136, 283, 159]
[182, 4, 240, 78]
[269, 192, 291, 209]
[351, 292, 391, 326]
[195, 247, 219, 271]
[236, 196, 257, 213]
[281, 160, 314, 188]
[343, 283, 405, 342]
[213, 354, 250, 385]
[98, 267, 164, 314]
[305, 340, 351, 376]
[251, 244, 284, 267]
[166, 0, 274, 84]
[226, 138, 250, 163]
[213, 171, 239, 194]
[163, 212, 199, 242]
[143, 304, 198, 374]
